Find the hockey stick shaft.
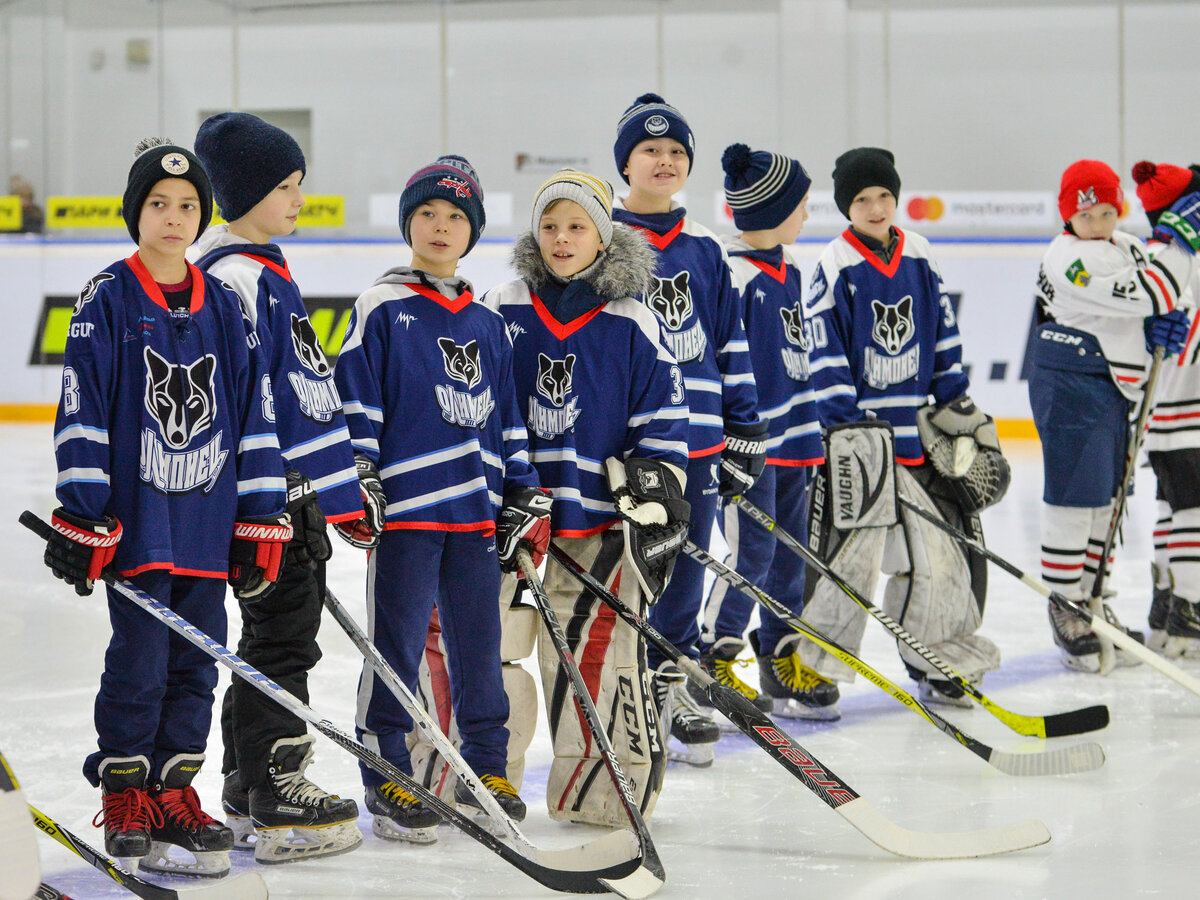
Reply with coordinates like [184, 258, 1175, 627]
[546, 542, 1051, 859]
[19, 511, 647, 898]
[896, 497, 1200, 699]
[732, 495, 1108, 738]
[681, 540, 1104, 776]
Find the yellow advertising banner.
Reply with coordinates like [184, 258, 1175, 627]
[0, 196, 22, 231]
[46, 196, 124, 229]
[212, 195, 344, 228]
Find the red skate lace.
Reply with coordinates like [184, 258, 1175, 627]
[93, 787, 164, 832]
[155, 785, 218, 833]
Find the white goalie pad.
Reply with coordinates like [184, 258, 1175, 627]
[826, 420, 898, 530]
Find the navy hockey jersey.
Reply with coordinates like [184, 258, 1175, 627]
[334, 268, 539, 532]
[613, 203, 759, 457]
[483, 277, 690, 537]
[192, 226, 361, 522]
[805, 228, 968, 464]
[54, 254, 287, 577]
[724, 237, 824, 467]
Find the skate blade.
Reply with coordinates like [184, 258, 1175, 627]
[770, 697, 841, 721]
[225, 813, 256, 851]
[139, 843, 231, 879]
[371, 814, 438, 845]
[916, 683, 974, 709]
[1059, 648, 1101, 674]
[665, 737, 715, 768]
[254, 821, 364, 864]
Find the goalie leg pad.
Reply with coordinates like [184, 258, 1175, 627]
[825, 420, 897, 529]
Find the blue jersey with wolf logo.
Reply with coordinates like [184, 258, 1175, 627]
[333, 269, 538, 532]
[613, 203, 759, 457]
[192, 228, 362, 524]
[724, 237, 824, 468]
[804, 228, 969, 464]
[54, 254, 287, 577]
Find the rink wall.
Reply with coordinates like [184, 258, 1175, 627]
[1, 236, 1046, 438]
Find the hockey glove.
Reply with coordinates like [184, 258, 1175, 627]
[718, 419, 769, 498]
[285, 469, 331, 567]
[1145, 309, 1190, 357]
[604, 456, 690, 602]
[228, 515, 293, 601]
[916, 395, 1011, 512]
[496, 486, 553, 574]
[46, 507, 122, 596]
[1153, 192, 1200, 253]
[334, 455, 386, 550]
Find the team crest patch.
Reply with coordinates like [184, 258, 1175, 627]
[438, 337, 482, 389]
[161, 153, 190, 175]
[870, 296, 914, 355]
[645, 272, 707, 364]
[438, 176, 472, 199]
[1065, 258, 1090, 287]
[779, 302, 811, 382]
[645, 115, 669, 136]
[808, 266, 828, 303]
[1076, 187, 1098, 210]
[434, 337, 493, 428]
[864, 296, 919, 390]
[74, 272, 115, 316]
[528, 353, 581, 439]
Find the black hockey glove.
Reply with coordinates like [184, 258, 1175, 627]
[605, 457, 691, 602]
[285, 469, 332, 567]
[228, 515, 293, 601]
[45, 507, 122, 596]
[334, 455, 386, 550]
[718, 419, 769, 498]
[496, 487, 553, 575]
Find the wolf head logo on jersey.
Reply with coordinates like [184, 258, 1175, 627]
[779, 303, 808, 349]
[536, 353, 575, 406]
[645, 272, 693, 331]
[74, 272, 115, 316]
[290, 314, 331, 377]
[143, 346, 217, 450]
[870, 296, 914, 355]
[437, 337, 482, 389]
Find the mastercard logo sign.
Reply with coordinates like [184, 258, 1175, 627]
[906, 195, 945, 221]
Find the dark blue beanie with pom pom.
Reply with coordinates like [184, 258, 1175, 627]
[721, 142, 811, 231]
[613, 93, 695, 183]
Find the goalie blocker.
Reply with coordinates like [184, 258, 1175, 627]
[605, 457, 691, 601]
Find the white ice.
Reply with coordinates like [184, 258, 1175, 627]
[2, 427, 1198, 899]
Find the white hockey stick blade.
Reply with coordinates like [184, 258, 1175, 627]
[987, 741, 1105, 777]
[0, 753, 39, 900]
[836, 798, 1051, 860]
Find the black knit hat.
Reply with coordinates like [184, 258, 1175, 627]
[122, 138, 213, 243]
[832, 147, 901, 219]
[194, 112, 306, 223]
[722, 143, 812, 231]
[613, 93, 695, 184]
[398, 155, 486, 254]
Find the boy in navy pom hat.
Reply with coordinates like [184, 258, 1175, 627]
[614, 93, 695, 183]
[398, 154, 486, 254]
[192, 113, 364, 863]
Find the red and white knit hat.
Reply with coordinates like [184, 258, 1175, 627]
[1131, 160, 1194, 213]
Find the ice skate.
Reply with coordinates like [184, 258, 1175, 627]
[652, 662, 719, 767]
[221, 770, 255, 852]
[247, 736, 362, 864]
[1163, 595, 1200, 659]
[454, 773, 526, 827]
[140, 754, 233, 879]
[916, 675, 976, 709]
[94, 756, 162, 867]
[1049, 599, 1102, 672]
[751, 631, 840, 721]
[1099, 601, 1145, 668]
[687, 637, 773, 727]
[1148, 563, 1172, 653]
[366, 781, 440, 845]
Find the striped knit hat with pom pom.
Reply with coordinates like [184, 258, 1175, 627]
[721, 143, 811, 231]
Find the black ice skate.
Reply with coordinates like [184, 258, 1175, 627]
[1048, 598, 1103, 672]
[140, 753, 233, 879]
[454, 773, 527, 825]
[366, 781, 440, 845]
[94, 755, 161, 863]
[687, 637, 773, 726]
[915, 675, 976, 709]
[221, 770, 254, 852]
[751, 631, 840, 721]
[1147, 563, 1172, 653]
[247, 736, 362, 864]
[652, 662, 719, 767]
[1164, 595, 1200, 659]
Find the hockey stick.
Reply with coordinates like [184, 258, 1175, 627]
[897, 497, 1200, 699]
[681, 540, 1105, 776]
[1090, 346, 1165, 673]
[546, 543, 1050, 859]
[0, 749, 40, 900]
[19, 512, 652, 899]
[322, 583, 664, 894]
[513, 550, 665, 894]
[35, 885, 74, 900]
[732, 495, 1108, 738]
[27, 805, 267, 900]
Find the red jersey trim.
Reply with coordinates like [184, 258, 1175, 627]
[119, 561, 226, 579]
[1179, 314, 1200, 368]
[898, 454, 925, 466]
[384, 520, 496, 535]
[407, 282, 474, 314]
[689, 442, 725, 459]
[748, 253, 787, 284]
[630, 219, 685, 251]
[241, 252, 292, 282]
[325, 510, 365, 524]
[842, 228, 906, 279]
[530, 291, 606, 340]
[554, 520, 619, 539]
[127, 254, 206, 313]
[767, 456, 824, 467]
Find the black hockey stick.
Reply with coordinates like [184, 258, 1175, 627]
[28, 805, 267, 900]
[35, 885, 75, 900]
[322, 583, 663, 889]
[681, 540, 1105, 776]
[514, 550, 665, 893]
[733, 495, 1108, 738]
[896, 497, 1200, 700]
[20, 512, 654, 899]
[547, 542, 1051, 860]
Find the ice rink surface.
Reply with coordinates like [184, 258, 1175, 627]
[2, 426, 1198, 899]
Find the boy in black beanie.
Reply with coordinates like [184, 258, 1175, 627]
[193, 112, 364, 864]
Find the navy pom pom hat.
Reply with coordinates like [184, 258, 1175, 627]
[194, 112, 306, 223]
[398, 155, 486, 255]
[722, 142, 811, 231]
[613, 93, 695, 183]
[123, 137, 213, 244]
[831, 147, 901, 219]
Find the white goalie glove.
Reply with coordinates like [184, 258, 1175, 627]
[917, 396, 1011, 513]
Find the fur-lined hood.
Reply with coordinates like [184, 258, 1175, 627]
[510, 222, 656, 303]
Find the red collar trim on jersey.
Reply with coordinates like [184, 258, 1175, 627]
[241, 252, 292, 282]
[127, 253, 205, 313]
[748, 252, 787, 283]
[530, 290, 606, 340]
[843, 227, 906, 279]
[631, 219, 685, 250]
[407, 281, 474, 313]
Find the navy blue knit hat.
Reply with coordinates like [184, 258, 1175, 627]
[398, 155, 486, 254]
[122, 138, 213, 243]
[722, 143, 811, 231]
[613, 93, 695, 184]
[832, 147, 901, 219]
[194, 112, 306, 223]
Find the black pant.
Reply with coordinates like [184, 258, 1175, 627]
[221, 546, 324, 788]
